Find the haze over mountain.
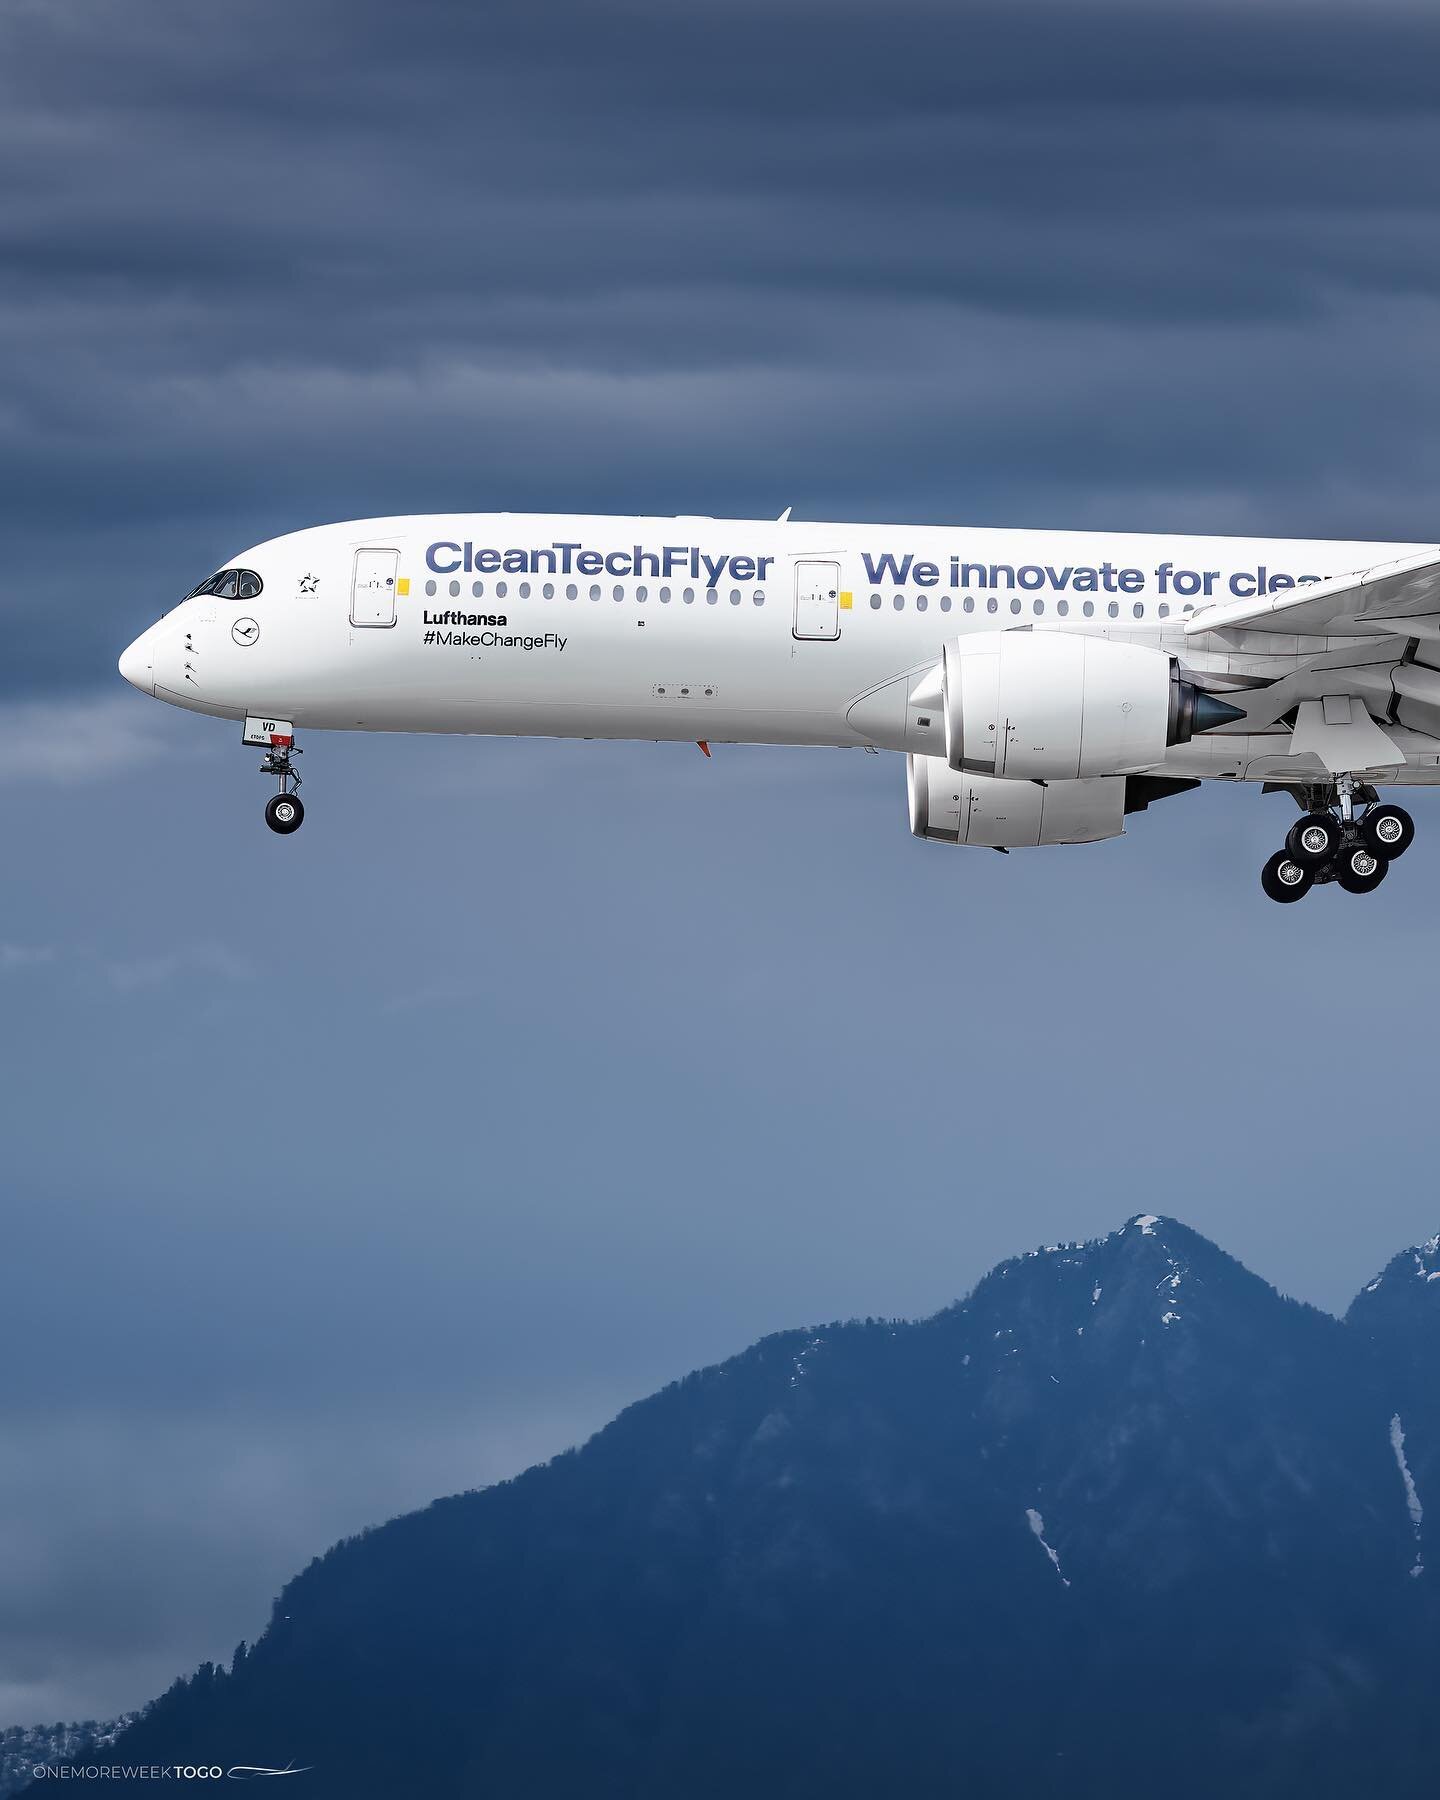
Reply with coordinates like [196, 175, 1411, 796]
[30, 1216, 1440, 1798]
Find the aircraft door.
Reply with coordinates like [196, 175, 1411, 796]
[793, 559, 841, 641]
[351, 548, 399, 627]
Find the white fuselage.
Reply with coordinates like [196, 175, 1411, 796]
[118, 513, 1440, 787]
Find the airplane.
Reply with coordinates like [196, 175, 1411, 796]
[117, 511, 1440, 903]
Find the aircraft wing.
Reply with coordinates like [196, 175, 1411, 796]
[1184, 547, 1440, 641]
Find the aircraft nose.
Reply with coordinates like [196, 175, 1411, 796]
[118, 629, 155, 696]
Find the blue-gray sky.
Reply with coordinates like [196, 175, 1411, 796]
[5, 0, 1440, 1725]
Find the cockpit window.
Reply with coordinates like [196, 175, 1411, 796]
[186, 568, 262, 600]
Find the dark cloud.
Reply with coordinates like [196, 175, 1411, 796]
[6, 0, 1440, 690]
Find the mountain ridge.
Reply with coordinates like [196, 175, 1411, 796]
[27, 1213, 1440, 1799]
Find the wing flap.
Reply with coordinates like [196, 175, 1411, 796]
[1184, 547, 1440, 639]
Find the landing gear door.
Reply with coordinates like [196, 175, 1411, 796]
[793, 559, 841, 641]
[351, 548, 399, 627]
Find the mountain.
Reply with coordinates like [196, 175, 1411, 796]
[30, 1217, 1440, 1798]
[1, 1717, 137, 1797]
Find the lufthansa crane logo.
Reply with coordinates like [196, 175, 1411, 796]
[232, 618, 260, 646]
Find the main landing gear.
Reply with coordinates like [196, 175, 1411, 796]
[1261, 777, 1412, 904]
[260, 737, 304, 835]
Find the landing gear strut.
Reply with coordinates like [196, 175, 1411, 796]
[1261, 780, 1411, 904]
[260, 738, 304, 835]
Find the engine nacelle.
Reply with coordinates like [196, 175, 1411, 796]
[908, 755, 1126, 849]
[942, 630, 1196, 780]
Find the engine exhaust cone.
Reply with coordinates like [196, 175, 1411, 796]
[1191, 691, 1247, 733]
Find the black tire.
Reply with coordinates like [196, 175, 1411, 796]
[1336, 844, 1388, 894]
[1261, 850, 1312, 903]
[1286, 811, 1342, 868]
[1361, 803, 1414, 861]
[265, 793, 305, 835]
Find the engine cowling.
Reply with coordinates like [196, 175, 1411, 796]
[907, 754, 1126, 849]
[942, 630, 1204, 780]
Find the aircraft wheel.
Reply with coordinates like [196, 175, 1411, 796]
[1361, 803, 1414, 861]
[265, 793, 305, 835]
[1286, 811, 1343, 868]
[1261, 850, 1312, 904]
[1336, 845, 1388, 894]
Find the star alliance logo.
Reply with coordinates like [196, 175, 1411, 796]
[298, 573, 319, 594]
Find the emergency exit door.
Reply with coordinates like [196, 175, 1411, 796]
[793, 559, 841, 640]
[351, 548, 399, 627]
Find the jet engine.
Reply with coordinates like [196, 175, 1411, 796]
[907, 755, 1126, 849]
[941, 630, 1239, 780]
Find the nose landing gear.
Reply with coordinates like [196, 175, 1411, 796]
[1261, 779, 1412, 904]
[264, 791, 304, 834]
[259, 737, 304, 835]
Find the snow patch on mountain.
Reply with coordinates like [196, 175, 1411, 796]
[1025, 1508, 1071, 1588]
[789, 1336, 825, 1388]
[1389, 1414, 1425, 1578]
